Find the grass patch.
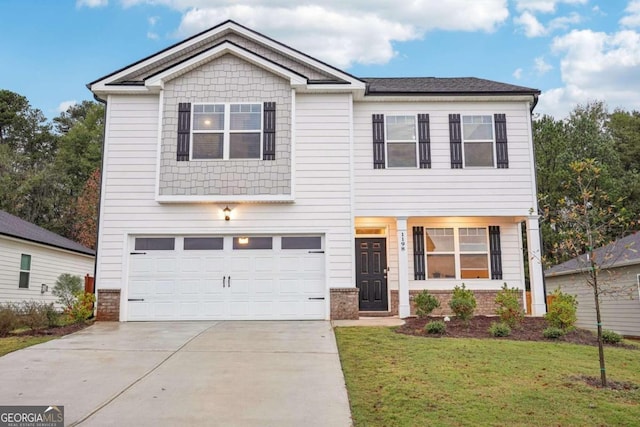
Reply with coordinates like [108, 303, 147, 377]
[0, 336, 53, 357]
[335, 327, 640, 427]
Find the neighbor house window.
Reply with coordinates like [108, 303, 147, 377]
[462, 115, 494, 167]
[424, 227, 490, 279]
[19, 254, 31, 288]
[191, 103, 262, 160]
[385, 115, 417, 168]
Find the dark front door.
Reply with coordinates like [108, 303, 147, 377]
[355, 238, 388, 311]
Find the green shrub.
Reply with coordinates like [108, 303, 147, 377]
[44, 304, 62, 327]
[602, 329, 622, 344]
[413, 290, 440, 318]
[65, 292, 95, 324]
[52, 273, 83, 308]
[495, 283, 525, 328]
[19, 301, 50, 330]
[449, 284, 476, 325]
[544, 289, 578, 331]
[0, 304, 19, 337]
[543, 326, 565, 339]
[425, 320, 446, 335]
[489, 322, 511, 337]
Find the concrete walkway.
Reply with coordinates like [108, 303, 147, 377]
[0, 321, 352, 427]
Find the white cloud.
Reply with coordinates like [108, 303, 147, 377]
[76, 0, 108, 7]
[58, 100, 77, 113]
[515, 11, 547, 37]
[534, 56, 553, 74]
[513, 68, 523, 79]
[514, 0, 587, 13]
[148, 16, 159, 26]
[147, 31, 159, 39]
[119, 1, 510, 68]
[621, 0, 640, 28]
[536, 29, 640, 118]
[548, 12, 581, 31]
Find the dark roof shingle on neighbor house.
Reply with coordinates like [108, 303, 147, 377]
[0, 210, 94, 256]
[362, 77, 541, 96]
[545, 232, 640, 277]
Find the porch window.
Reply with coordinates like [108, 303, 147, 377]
[423, 227, 490, 279]
[425, 228, 455, 279]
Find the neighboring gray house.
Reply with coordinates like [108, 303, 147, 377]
[0, 210, 95, 304]
[545, 232, 640, 337]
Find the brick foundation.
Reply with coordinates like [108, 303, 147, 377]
[96, 289, 121, 321]
[330, 288, 359, 320]
[391, 289, 524, 317]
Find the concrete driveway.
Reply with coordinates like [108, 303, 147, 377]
[0, 321, 352, 426]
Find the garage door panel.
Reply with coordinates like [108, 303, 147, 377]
[279, 279, 298, 294]
[127, 235, 326, 321]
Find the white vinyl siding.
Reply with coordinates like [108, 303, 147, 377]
[96, 93, 353, 319]
[546, 265, 640, 337]
[353, 101, 536, 217]
[0, 236, 94, 305]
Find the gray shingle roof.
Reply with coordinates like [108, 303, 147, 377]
[0, 210, 95, 256]
[362, 77, 540, 96]
[545, 232, 640, 276]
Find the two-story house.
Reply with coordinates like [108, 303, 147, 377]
[89, 20, 546, 321]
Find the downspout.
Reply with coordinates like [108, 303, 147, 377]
[90, 92, 108, 312]
[528, 92, 548, 311]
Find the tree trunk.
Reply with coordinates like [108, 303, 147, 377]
[592, 266, 607, 387]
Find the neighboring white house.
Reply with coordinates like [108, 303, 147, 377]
[0, 210, 95, 305]
[545, 232, 640, 338]
[88, 20, 546, 322]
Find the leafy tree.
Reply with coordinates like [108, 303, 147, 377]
[72, 168, 101, 249]
[547, 159, 636, 387]
[52, 273, 83, 308]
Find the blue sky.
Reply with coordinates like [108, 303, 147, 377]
[1, 0, 639, 120]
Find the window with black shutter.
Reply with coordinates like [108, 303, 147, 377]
[372, 114, 385, 169]
[494, 114, 509, 168]
[178, 102, 276, 161]
[449, 114, 463, 169]
[489, 226, 503, 280]
[417, 114, 431, 169]
[413, 226, 425, 280]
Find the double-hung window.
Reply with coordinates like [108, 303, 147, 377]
[19, 254, 31, 288]
[386, 115, 417, 168]
[462, 115, 494, 167]
[191, 103, 262, 160]
[424, 227, 490, 279]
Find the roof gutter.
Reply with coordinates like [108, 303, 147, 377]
[530, 93, 539, 114]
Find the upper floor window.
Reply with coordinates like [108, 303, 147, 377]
[191, 103, 262, 160]
[386, 115, 417, 168]
[462, 115, 494, 167]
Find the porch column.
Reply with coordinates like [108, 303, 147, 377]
[526, 216, 547, 315]
[396, 217, 410, 318]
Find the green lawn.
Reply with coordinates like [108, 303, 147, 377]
[0, 336, 53, 357]
[335, 327, 640, 427]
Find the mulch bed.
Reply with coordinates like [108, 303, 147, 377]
[396, 316, 637, 349]
[10, 321, 92, 337]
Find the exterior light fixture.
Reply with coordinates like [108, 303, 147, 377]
[223, 206, 231, 221]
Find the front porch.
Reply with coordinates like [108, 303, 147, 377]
[330, 215, 547, 320]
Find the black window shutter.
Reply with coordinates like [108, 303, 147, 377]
[449, 114, 463, 169]
[494, 113, 508, 168]
[489, 226, 503, 280]
[177, 102, 191, 161]
[413, 226, 425, 280]
[372, 114, 385, 169]
[417, 114, 431, 169]
[263, 102, 276, 160]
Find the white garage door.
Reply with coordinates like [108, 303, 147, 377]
[127, 235, 326, 321]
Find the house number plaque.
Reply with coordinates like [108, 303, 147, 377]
[400, 232, 406, 251]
